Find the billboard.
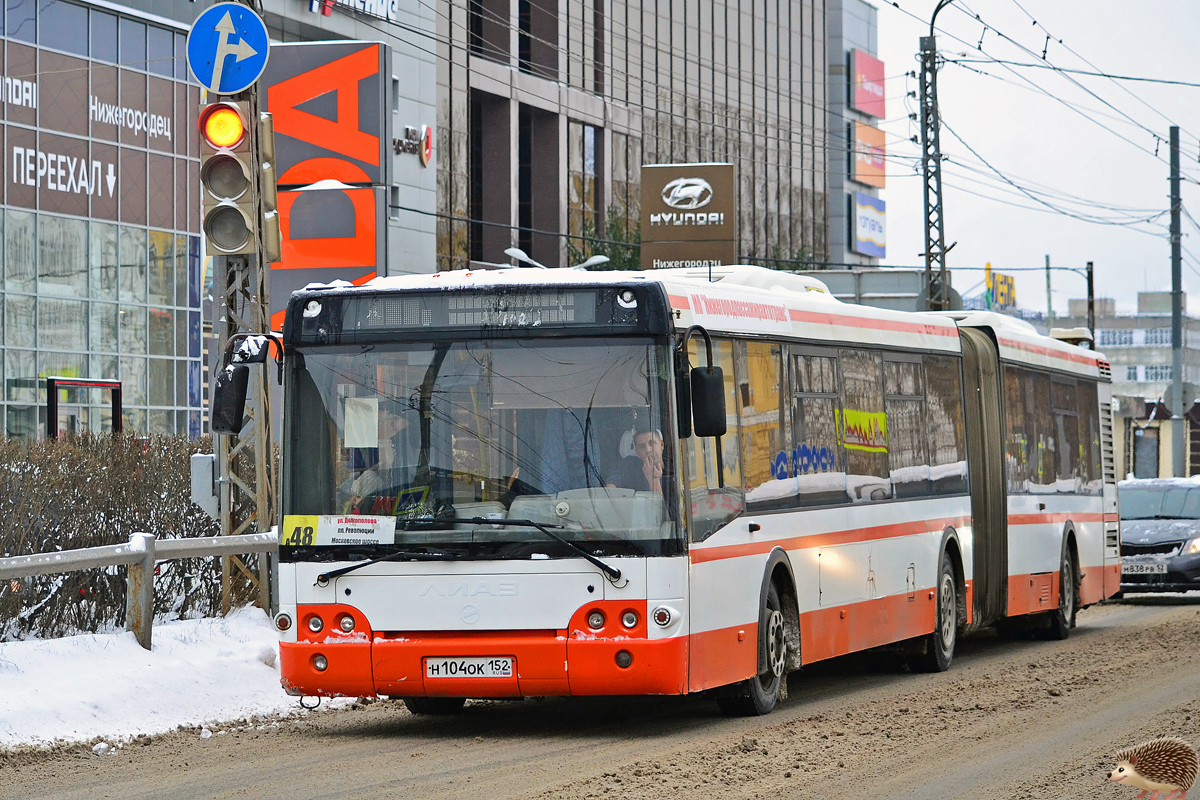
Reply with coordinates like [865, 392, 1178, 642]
[985, 264, 1017, 309]
[262, 42, 392, 330]
[850, 121, 886, 188]
[851, 192, 886, 258]
[850, 49, 886, 119]
[640, 163, 737, 270]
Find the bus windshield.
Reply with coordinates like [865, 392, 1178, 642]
[284, 337, 679, 559]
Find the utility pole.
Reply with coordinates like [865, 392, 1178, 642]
[1171, 125, 1185, 477]
[198, 0, 278, 613]
[1045, 254, 1053, 330]
[1086, 261, 1095, 341]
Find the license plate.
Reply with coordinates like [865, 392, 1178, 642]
[425, 657, 513, 679]
[1122, 563, 1168, 575]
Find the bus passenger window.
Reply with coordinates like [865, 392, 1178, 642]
[792, 351, 846, 506]
[925, 355, 968, 495]
[739, 341, 791, 512]
[885, 359, 928, 498]
[1076, 380, 1102, 494]
[1052, 379, 1081, 492]
[1002, 366, 1031, 492]
[685, 338, 743, 541]
[839, 349, 891, 502]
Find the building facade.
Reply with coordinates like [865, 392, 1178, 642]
[826, 0, 883, 267]
[435, 0, 830, 270]
[1058, 292, 1200, 479]
[0, 0, 206, 439]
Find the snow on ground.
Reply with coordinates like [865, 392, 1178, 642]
[0, 607, 338, 750]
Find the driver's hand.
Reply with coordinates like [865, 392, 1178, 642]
[640, 455, 663, 493]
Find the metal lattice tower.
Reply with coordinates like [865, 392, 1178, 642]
[212, 0, 275, 614]
[918, 34, 948, 311]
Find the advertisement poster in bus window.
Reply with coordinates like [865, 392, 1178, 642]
[838, 408, 888, 453]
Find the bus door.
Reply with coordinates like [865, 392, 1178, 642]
[958, 327, 1008, 628]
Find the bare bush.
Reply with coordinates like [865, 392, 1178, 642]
[0, 434, 262, 641]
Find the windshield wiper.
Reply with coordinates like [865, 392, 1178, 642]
[458, 517, 623, 582]
[315, 546, 460, 585]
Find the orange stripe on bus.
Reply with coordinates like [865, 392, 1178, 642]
[668, 294, 691, 310]
[1007, 511, 1106, 526]
[788, 308, 959, 337]
[998, 336, 1099, 367]
[689, 515, 970, 564]
[689, 622, 758, 692]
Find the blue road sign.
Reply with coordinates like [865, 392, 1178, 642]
[186, 3, 270, 95]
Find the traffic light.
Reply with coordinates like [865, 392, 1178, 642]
[199, 101, 256, 255]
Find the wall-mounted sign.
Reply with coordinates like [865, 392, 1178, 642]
[264, 42, 389, 187]
[308, 0, 399, 23]
[640, 162, 737, 270]
[985, 263, 1016, 309]
[850, 49, 885, 119]
[852, 192, 885, 258]
[850, 121, 886, 189]
[263, 42, 392, 329]
[1, 41, 201, 233]
[393, 124, 432, 167]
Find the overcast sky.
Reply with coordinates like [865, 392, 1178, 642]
[874, 0, 1200, 315]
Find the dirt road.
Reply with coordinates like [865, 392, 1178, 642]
[4, 597, 1199, 800]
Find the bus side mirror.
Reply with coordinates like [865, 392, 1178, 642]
[691, 366, 727, 438]
[676, 367, 693, 440]
[211, 364, 250, 435]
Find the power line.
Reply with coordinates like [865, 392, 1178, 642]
[945, 57, 1200, 90]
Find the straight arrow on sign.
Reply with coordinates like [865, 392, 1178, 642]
[210, 11, 259, 94]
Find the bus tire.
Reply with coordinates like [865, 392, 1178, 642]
[1047, 547, 1078, 641]
[717, 583, 787, 717]
[402, 697, 466, 715]
[911, 550, 957, 673]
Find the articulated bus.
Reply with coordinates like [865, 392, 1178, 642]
[241, 265, 1119, 716]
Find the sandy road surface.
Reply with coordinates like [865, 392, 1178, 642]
[3, 597, 1199, 800]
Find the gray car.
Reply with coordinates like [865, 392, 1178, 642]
[1119, 478, 1200, 592]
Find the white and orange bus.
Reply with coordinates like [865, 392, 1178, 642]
[222, 265, 1118, 716]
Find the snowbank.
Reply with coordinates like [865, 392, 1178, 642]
[0, 607, 320, 749]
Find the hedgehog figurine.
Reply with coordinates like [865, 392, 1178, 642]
[1107, 737, 1199, 799]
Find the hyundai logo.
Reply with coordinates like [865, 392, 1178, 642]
[661, 177, 713, 210]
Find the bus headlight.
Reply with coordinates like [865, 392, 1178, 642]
[312, 654, 328, 672]
[587, 610, 605, 630]
[621, 610, 639, 629]
[307, 615, 324, 633]
[652, 606, 673, 627]
[274, 613, 292, 632]
[338, 614, 355, 633]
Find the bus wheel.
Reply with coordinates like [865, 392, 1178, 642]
[402, 697, 466, 715]
[911, 551, 957, 673]
[717, 583, 787, 717]
[1047, 548, 1077, 640]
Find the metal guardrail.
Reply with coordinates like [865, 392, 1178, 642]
[0, 531, 278, 650]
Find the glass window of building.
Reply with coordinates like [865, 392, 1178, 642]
[119, 17, 144, 68]
[8, 0, 36, 42]
[119, 226, 147, 302]
[40, 0, 87, 56]
[38, 297, 86, 351]
[147, 24, 172, 77]
[90, 302, 118, 353]
[7, 210, 36, 294]
[89, 222, 118, 300]
[567, 121, 599, 243]
[147, 229, 173, 305]
[38, 215, 87, 297]
[91, 9, 116, 62]
[6, 295, 35, 347]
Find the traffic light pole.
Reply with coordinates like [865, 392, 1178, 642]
[209, 0, 276, 615]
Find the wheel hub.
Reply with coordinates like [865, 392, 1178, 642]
[766, 609, 786, 677]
